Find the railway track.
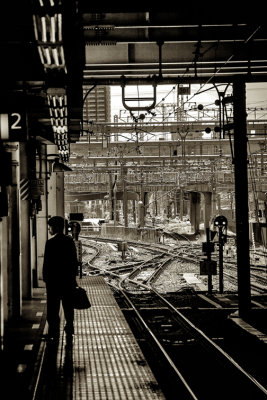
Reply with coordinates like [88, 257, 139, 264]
[113, 283, 267, 399]
[81, 235, 267, 298]
[80, 236, 267, 399]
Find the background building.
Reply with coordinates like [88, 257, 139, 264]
[82, 86, 111, 141]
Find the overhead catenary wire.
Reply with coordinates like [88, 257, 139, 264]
[113, 24, 263, 141]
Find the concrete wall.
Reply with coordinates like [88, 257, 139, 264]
[100, 224, 161, 243]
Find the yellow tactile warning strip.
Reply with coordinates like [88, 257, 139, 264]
[71, 276, 166, 399]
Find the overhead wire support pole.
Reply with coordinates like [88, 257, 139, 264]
[232, 77, 251, 318]
[206, 228, 213, 294]
[157, 41, 163, 79]
[218, 225, 224, 294]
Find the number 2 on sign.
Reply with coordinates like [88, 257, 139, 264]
[10, 113, 22, 129]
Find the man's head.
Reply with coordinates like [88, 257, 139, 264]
[48, 216, 65, 235]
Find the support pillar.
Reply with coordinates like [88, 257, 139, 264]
[8, 149, 21, 318]
[138, 184, 145, 228]
[19, 142, 31, 299]
[203, 192, 212, 231]
[143, 192, 148, 222]
[189, 192, 200, 234]
[173, 191, 177, 218]
[0, 221, 2, 350]
[211, 191, 217, 218]
[122, 184, 128, 227]
[233, 78, 251, 317]
[122, 168, 128, 227]
[132, 200, 136, 223]
[216, 193, 221, 214]
[152, 192, 158, 217]
[36, 144, 48, 283]
[114, 187, 117, 227]
[55, 171, 64, 217]
[108, 172, 114, 220]
[261, 202, 267, 245]
[138, 200, 144, 227]
[30, 215, 38, 288]
[0, 217, 9, 349]
[180, 188, 184, 220]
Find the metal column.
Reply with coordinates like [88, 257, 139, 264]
[122, 167, 128, 228]
[180, 188, 184, 220]
[55, 171, 65, 217]
[211, 191, 217, 217]
[0, 222, 2, 349]
[9, 149, 21, 318]
[19, 142, 31, 299]
[203, 192, 212, 231]
[138, 181, 145, 228]
[233, 78, 251, 317]
[36, 144, 48, 283]
[108, 172, 114, 220]
[132, 199, 136, 223]
[189, 192, 200, 234]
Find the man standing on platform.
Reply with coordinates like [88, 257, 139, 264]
[43, 216, 78, 342]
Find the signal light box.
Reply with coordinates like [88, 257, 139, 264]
[69, 213, 84, 221]
[200, 259, 217, 275]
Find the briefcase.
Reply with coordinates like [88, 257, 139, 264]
[73, 286, 91, 309]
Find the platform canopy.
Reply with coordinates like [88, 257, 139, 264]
[1, 0, 267, 146]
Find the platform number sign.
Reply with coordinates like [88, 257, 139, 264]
[0, 112, 26, 141]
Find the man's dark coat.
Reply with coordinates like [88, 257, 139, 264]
[43, 233, 78, 289]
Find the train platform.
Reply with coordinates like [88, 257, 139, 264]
[1, 274, 267, 400]
[0, 276, 165, 400]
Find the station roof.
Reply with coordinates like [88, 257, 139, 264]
[1, 1, 267, 153]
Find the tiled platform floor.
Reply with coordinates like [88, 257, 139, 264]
[34, 276, 166, 399]
[1, 275, 267, 400]
[1, 284, 48, 400]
